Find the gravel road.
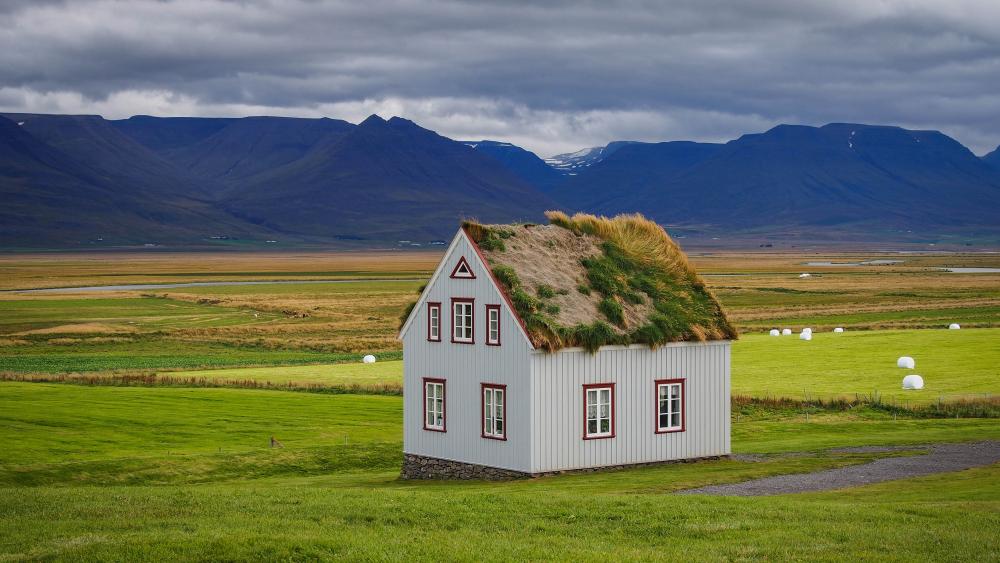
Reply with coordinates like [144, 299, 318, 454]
[677, 441, 1000, 496]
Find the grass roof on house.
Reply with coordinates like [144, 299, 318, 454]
[464, 211, 737, 352]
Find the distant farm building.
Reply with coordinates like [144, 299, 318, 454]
[397, 213, 736, 479]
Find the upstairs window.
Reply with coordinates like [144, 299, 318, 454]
[482, 383, 506, 440]
[427, 302, 441, 342]
[423, 378, 446, 432]
[452, 298, 474, 343]
[486, 305, 501, 346]
[450, 256, 476, 279]
[583, 383, 615, 439]
[655, 379, 685, 433]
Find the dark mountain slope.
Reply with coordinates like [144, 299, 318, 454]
[464, 140, 565, 192]
[226, 115, 556, 240]
[3, 112, 208, 197]
[112, 115, 236, 152]
[549, 141, 722, 210]
[0, 116, 273, 246]
[159, 116, 355, 186]
[983, 145, 1000, 171]
[583, 124, 1000, 231]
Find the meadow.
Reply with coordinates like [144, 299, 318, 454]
[0, 250, 997, 560]
[1, 382, 998, 559]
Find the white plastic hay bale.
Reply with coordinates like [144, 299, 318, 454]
[896, 356, 915, 369]
[799, 331, 812, 341]
[798, 273, 811, 278]
[362, 354, 376, 364]
[833, 327, 844, 333]
[769, 329, 780, 336]
[801, 327, 812, 335]
[902, 374, 924, 390]
[948, 323, 961, 330]
[781, 328, 792, 336]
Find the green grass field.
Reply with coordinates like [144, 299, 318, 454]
[1, 465, 996, 560]
[1, 252, 997, 560]
[0, 339, 400, 373]
[733, 328, 998, 402]
[1, 382, 998, 560]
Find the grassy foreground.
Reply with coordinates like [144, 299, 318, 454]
[1, 382, 999, 560]
[0, 466, 996, 560]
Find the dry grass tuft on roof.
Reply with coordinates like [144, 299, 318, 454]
[465, 212, 737, 352]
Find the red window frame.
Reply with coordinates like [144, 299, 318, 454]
[654, 378, 685, 434]
[481, 383, 507, 440]
[422, 377, 446, 432]
[582, 382, 616, 440]
[449, 256, 476, 279]
[485, 304, 501, 346]
[450, 297, 475, 344]
[426, 302, 441, 342]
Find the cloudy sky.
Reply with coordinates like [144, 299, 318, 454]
[2, 0, 999, 157]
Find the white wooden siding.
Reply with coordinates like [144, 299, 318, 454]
[529, 341, 730, 473]
[402, 233, 534, 472]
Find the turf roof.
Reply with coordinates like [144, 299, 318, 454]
[464, 211, 737, 352]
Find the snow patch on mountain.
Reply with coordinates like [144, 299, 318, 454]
[545, 142, 638, 175]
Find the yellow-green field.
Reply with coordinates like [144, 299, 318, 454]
[154, 327, 997, 404]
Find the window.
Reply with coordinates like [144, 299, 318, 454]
[482, 383, 506, 440]
[451, 298, 474, 343]
[485, 305, 501, 346]
[583, 383, 615, 439]
[427, 302, 441, 342]
[423, 378, 446, 432]
[450, 256, 476, 279]
[655, 379, 685, 433]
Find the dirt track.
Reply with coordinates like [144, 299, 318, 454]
[677, 441, 1000, 496]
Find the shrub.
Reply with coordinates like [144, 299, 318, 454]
[492, 265, 519, 289]
[564, 322, 621, 353]
[463, 221, 515, 252]
[536, 284, 556, 299]
[598, 298, 624, 326]
[511, 288, 541, 314]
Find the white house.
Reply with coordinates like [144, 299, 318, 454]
[398, 213, 735, 479]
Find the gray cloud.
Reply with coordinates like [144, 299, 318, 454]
[1, 0, 998, 156]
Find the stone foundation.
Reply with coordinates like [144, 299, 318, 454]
[401, 454, 530, 480]
[400, 453, 729, 480]
[532, 454, 728, 477]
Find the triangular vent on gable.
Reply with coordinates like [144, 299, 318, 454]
[450, 256, 476, 279]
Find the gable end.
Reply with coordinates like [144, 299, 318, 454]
[397, 228, 534, 349]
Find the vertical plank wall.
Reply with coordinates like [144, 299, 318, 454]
[402, 232, 535, 472]
[529, 341, 731, 473]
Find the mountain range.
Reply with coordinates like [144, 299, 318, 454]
[1, 111, 998, 248]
